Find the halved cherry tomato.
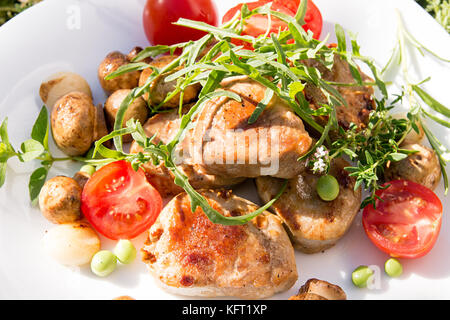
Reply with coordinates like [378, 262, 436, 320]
[143, 0, 218, 45]
[222, 0, 323, 49]
[272, 0, 323, 38]
[362, 180, 443, 259]
[81, 160, 163, 240]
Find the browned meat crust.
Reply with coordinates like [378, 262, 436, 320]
[303, 55, 376, 130]
[142, 190, 298, 299]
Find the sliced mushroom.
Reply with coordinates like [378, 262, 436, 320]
[39, 72, 92, 109]
[289, 279, 347, 300]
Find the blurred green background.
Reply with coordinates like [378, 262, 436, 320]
[0, 0, 448, 32]
[0, 0, 41, 25]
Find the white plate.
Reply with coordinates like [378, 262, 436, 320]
[0, 0, 449, 300]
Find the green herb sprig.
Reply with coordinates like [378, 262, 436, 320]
[328, 96, 414, 208]
[382, 10, 450, 193]
[0, 106, 74, 203]
[0, 0, 41, 26]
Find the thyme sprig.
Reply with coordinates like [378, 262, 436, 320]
[328, 96, 413, 208]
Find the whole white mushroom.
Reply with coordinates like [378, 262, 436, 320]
[42, 222, 100, 266]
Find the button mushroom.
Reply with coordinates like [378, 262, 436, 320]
[51, 92, 108, 156]
[72, 165, 96, 190]
[289, 279, 347, 300]
[139, 55, 201, 108]
[39, 176, 82, 224]
[104, 89, 149, 142]
[384, 143, 441, 190]
[39, 71, 92, 110]
[392, 113, 424, 145]
[127, 46, 152, 63]
[98, 50, 141, 94]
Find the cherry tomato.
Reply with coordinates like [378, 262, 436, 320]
[81, 160, 163, 240]
[362, 180, 443, 259]
[143, 0, 218, 45]
[222, 0, 323, 49]
[272, 0, 323, 38]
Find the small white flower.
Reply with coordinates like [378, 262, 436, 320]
[313, 158, 326, 173]
[314, 146, 329, 159]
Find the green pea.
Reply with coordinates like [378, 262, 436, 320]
[80, 165, 96, 176]
[91, 250, 117, 277]
[352, 265, 374, 288]
[114, 240, 137, 264]
[385, 258, 403, 277]
[316, 174, 340, 201]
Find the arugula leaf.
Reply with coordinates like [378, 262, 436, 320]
[345, 55, 363, 85]
[112, 87, 142, 152]
[349, 31, 361, 56]
[335, 24, 347, 52]
[422, 108, 450, 128]
[105, 62, 151, 80]
[167, 156, 288, 225]
[132, 45, 172, 62]
[175, 18, 255, 43]
[187, 34, 213, 66]
[413, 85, 450, 118]
[294, 0, 308, 24]
[199, 70, 226, 98]
[248, 88, 274, 124]
[422, 120, 449, 193]
[288, 81, 305, 100]
[167, 90, 242, 152]
[0, 117, 10, 147]
[298, 109, 335, 162]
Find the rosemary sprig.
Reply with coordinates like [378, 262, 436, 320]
[382, 10, 450, 193]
